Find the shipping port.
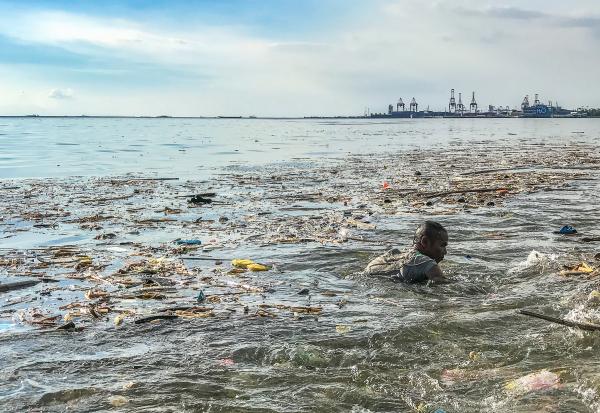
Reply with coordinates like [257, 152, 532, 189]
[370, 89, 579, 119]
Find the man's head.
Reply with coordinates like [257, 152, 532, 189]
[413, 221, 448, 263]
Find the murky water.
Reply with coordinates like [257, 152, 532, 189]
[1, 118, 600, 412]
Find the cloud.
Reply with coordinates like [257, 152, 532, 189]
[48, 88, 74, 99]
[0, 10, 272, 68]
[448, 5, 547, 20]
[0, 1, 599, 115]
[557, 15, 600, 28]
[485, 7, 545, 20]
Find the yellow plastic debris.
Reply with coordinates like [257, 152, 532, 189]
[76, 256, 93, 270]
[109, 395, 129, 407]
[560, 262, 597, 276]
[589, 290, 600, 303]
[576, 262, 595, 273]
[469, 351, 480, 361]
[114, 313, 127, 326]
[336, 325, 351, 334]
[231, 259, 255, 268]
[247, 263, 268, 272]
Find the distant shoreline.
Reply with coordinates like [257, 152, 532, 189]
[0, 115, 598, 119]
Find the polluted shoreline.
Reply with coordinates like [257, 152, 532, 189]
[2, 138, 600, 412]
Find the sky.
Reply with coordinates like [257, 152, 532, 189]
[0, 0, 599, 116]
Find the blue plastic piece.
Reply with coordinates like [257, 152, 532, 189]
[558, 225, 577, 234]
[197, 290, 205, 303]
[175, 239, 202, 245]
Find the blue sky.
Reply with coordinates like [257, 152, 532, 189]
[0, 0, 599, 116]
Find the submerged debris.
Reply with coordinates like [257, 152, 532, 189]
[1, 141, 599, 331]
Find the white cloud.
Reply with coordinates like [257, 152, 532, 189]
[0, 1, 599, 115]
[0, 10, 271, 68]
[48, 88, 74, 99]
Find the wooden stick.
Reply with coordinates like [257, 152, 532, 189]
[460, 167, 527, 176]
[419, 187, 508, 198]
[518, 309, 600, 331]
[346, 236, 382, 243]
[134, 314, 179, 324]
[180, 256, 228, 261]
[174, 192, 216, 198]
[0, 280, 41, 293]
[108, 177, 179, 182]
[80, 194, 135, 204]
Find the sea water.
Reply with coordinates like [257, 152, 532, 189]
[1, 117, 600, 412]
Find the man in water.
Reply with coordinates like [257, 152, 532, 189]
[365, 221, 448, 283]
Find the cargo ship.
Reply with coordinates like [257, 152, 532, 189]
[369, 97, 428, 118]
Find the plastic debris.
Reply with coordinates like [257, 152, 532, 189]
[174, 239, 202, 245]
[560, 262, 597, 276]
[590, 290, 600, 300]
[505, 370, 560, 395]
[231, 259, 255, 268]
[114, 313, 128, 326]
[196, 290, 206, 303]
[555, 225, 577, 234]
[188, 195, 212, 205]
[231, 259, 269, 271]
[247, 263, 268, 272]
[109, 395, 129, 407]
[335, 324, 351, 334]
[218, 358, 235, 367]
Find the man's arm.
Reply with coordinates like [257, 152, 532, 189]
[425, 264, 450, 284]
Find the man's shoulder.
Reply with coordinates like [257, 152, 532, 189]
[408, 250, 436, 266]
[364, 247, 412, 276]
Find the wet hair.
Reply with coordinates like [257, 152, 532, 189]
[413, 221, 447, 244]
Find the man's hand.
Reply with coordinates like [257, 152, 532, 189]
[426, 264, 450, 284]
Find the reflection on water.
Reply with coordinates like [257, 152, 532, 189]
[1, 118, 600, 411]
[0, 117, 598, 180]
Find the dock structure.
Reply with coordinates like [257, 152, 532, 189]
[470, 92, 478, 113]
[409, 98, 418, 112]
[370, 89, 577, 119]
[448, 89, 456, 113]
[396, 98, 405, 112]
[457, 93, 465, 114]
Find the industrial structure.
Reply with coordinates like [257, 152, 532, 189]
[370, 89, 574, 118]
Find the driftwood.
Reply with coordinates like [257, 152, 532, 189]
[108, 177, 179, 182]
[460, 167, 527, 176]
[56, 321, 77, 330]
[174, 192, 216, 198]
[0, 280, 41, 293]
[519, 309, 600, 331]
[80, 194, 135, 204]
[180, 256, 228, 261]
[419, 187, 508, 198]
[134, 314, 179, 324]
